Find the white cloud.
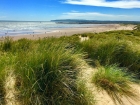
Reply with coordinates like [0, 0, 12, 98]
[71, 10, 79, 12]
[64, 0, 140, 8]
[58, 11, 140, 21]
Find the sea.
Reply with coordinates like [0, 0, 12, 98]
[0, 21, 102, 37]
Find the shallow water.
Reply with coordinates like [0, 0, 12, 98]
[0, 21, 102, 36]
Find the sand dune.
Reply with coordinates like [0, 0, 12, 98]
[79, 62, 140, 105]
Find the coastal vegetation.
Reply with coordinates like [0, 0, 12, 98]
[0, 26, 140, 105]
[92, 65, 136, 105]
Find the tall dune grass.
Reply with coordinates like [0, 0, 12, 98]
[78, 31, 140, 75]
[0, 37, 13, 51]
[92, 65, 137, 105]
[75, 80, 95, 105]
[0, 37, 95, 105]
[0, 29, 140, 105]
[15, 39, 80, 104]
[0, 51, 16, 105]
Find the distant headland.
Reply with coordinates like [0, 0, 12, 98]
[51, 19, 140, 24]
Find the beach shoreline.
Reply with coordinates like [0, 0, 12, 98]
[0, 24, 135, 40]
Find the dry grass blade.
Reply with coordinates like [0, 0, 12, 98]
[92, 65, 139, 105]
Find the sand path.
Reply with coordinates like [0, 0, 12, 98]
[79, 62, 140, 105]
[4, 69, 20, 105]
[79, 36, 140, 105]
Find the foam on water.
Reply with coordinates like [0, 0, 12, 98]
[0, 21, 101, 36]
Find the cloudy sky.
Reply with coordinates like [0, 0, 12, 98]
[0, 0, 140, 21]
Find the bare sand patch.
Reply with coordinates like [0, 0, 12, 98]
[4, 70, 20, 105]
[79, 63, 140, 105]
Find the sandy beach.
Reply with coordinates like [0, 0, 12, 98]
[0, 24, 135, 41]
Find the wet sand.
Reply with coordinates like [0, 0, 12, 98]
[0, 24, 135, 41]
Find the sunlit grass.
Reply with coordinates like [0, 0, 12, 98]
[0, 52, 16, 104]
[1, 37, 13, 51]
[75, 80, 95, 105]
[0, 29, 140, 105]
[78, 31, 140, 74]
[92, 65, 137, 105]
[14, 38, 93, 105]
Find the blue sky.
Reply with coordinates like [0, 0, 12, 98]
[0, 0, 140, 21]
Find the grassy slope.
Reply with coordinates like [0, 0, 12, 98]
[77, 30, 140, 74]
[0, 28, 140, 105]
[0, 37, 95, 105]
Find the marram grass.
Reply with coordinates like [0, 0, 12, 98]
[0, 28, 140, 105]
[75, 80, 95, 105]
[78, 31, 140, 74]
[0, 37, 96, 105]
[92, 65, 137, 105]
[14, 38, 94, 105]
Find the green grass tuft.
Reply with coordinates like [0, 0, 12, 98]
[75, 80, 95, 105]
[1, 37, 13, 51]
[78, 31, 140, 74]
[14, 38, 92, 105]
[92, 65, 137, 105]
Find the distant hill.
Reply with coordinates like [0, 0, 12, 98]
[0, 20, 49, 22]
[51, 19, 140, 24]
